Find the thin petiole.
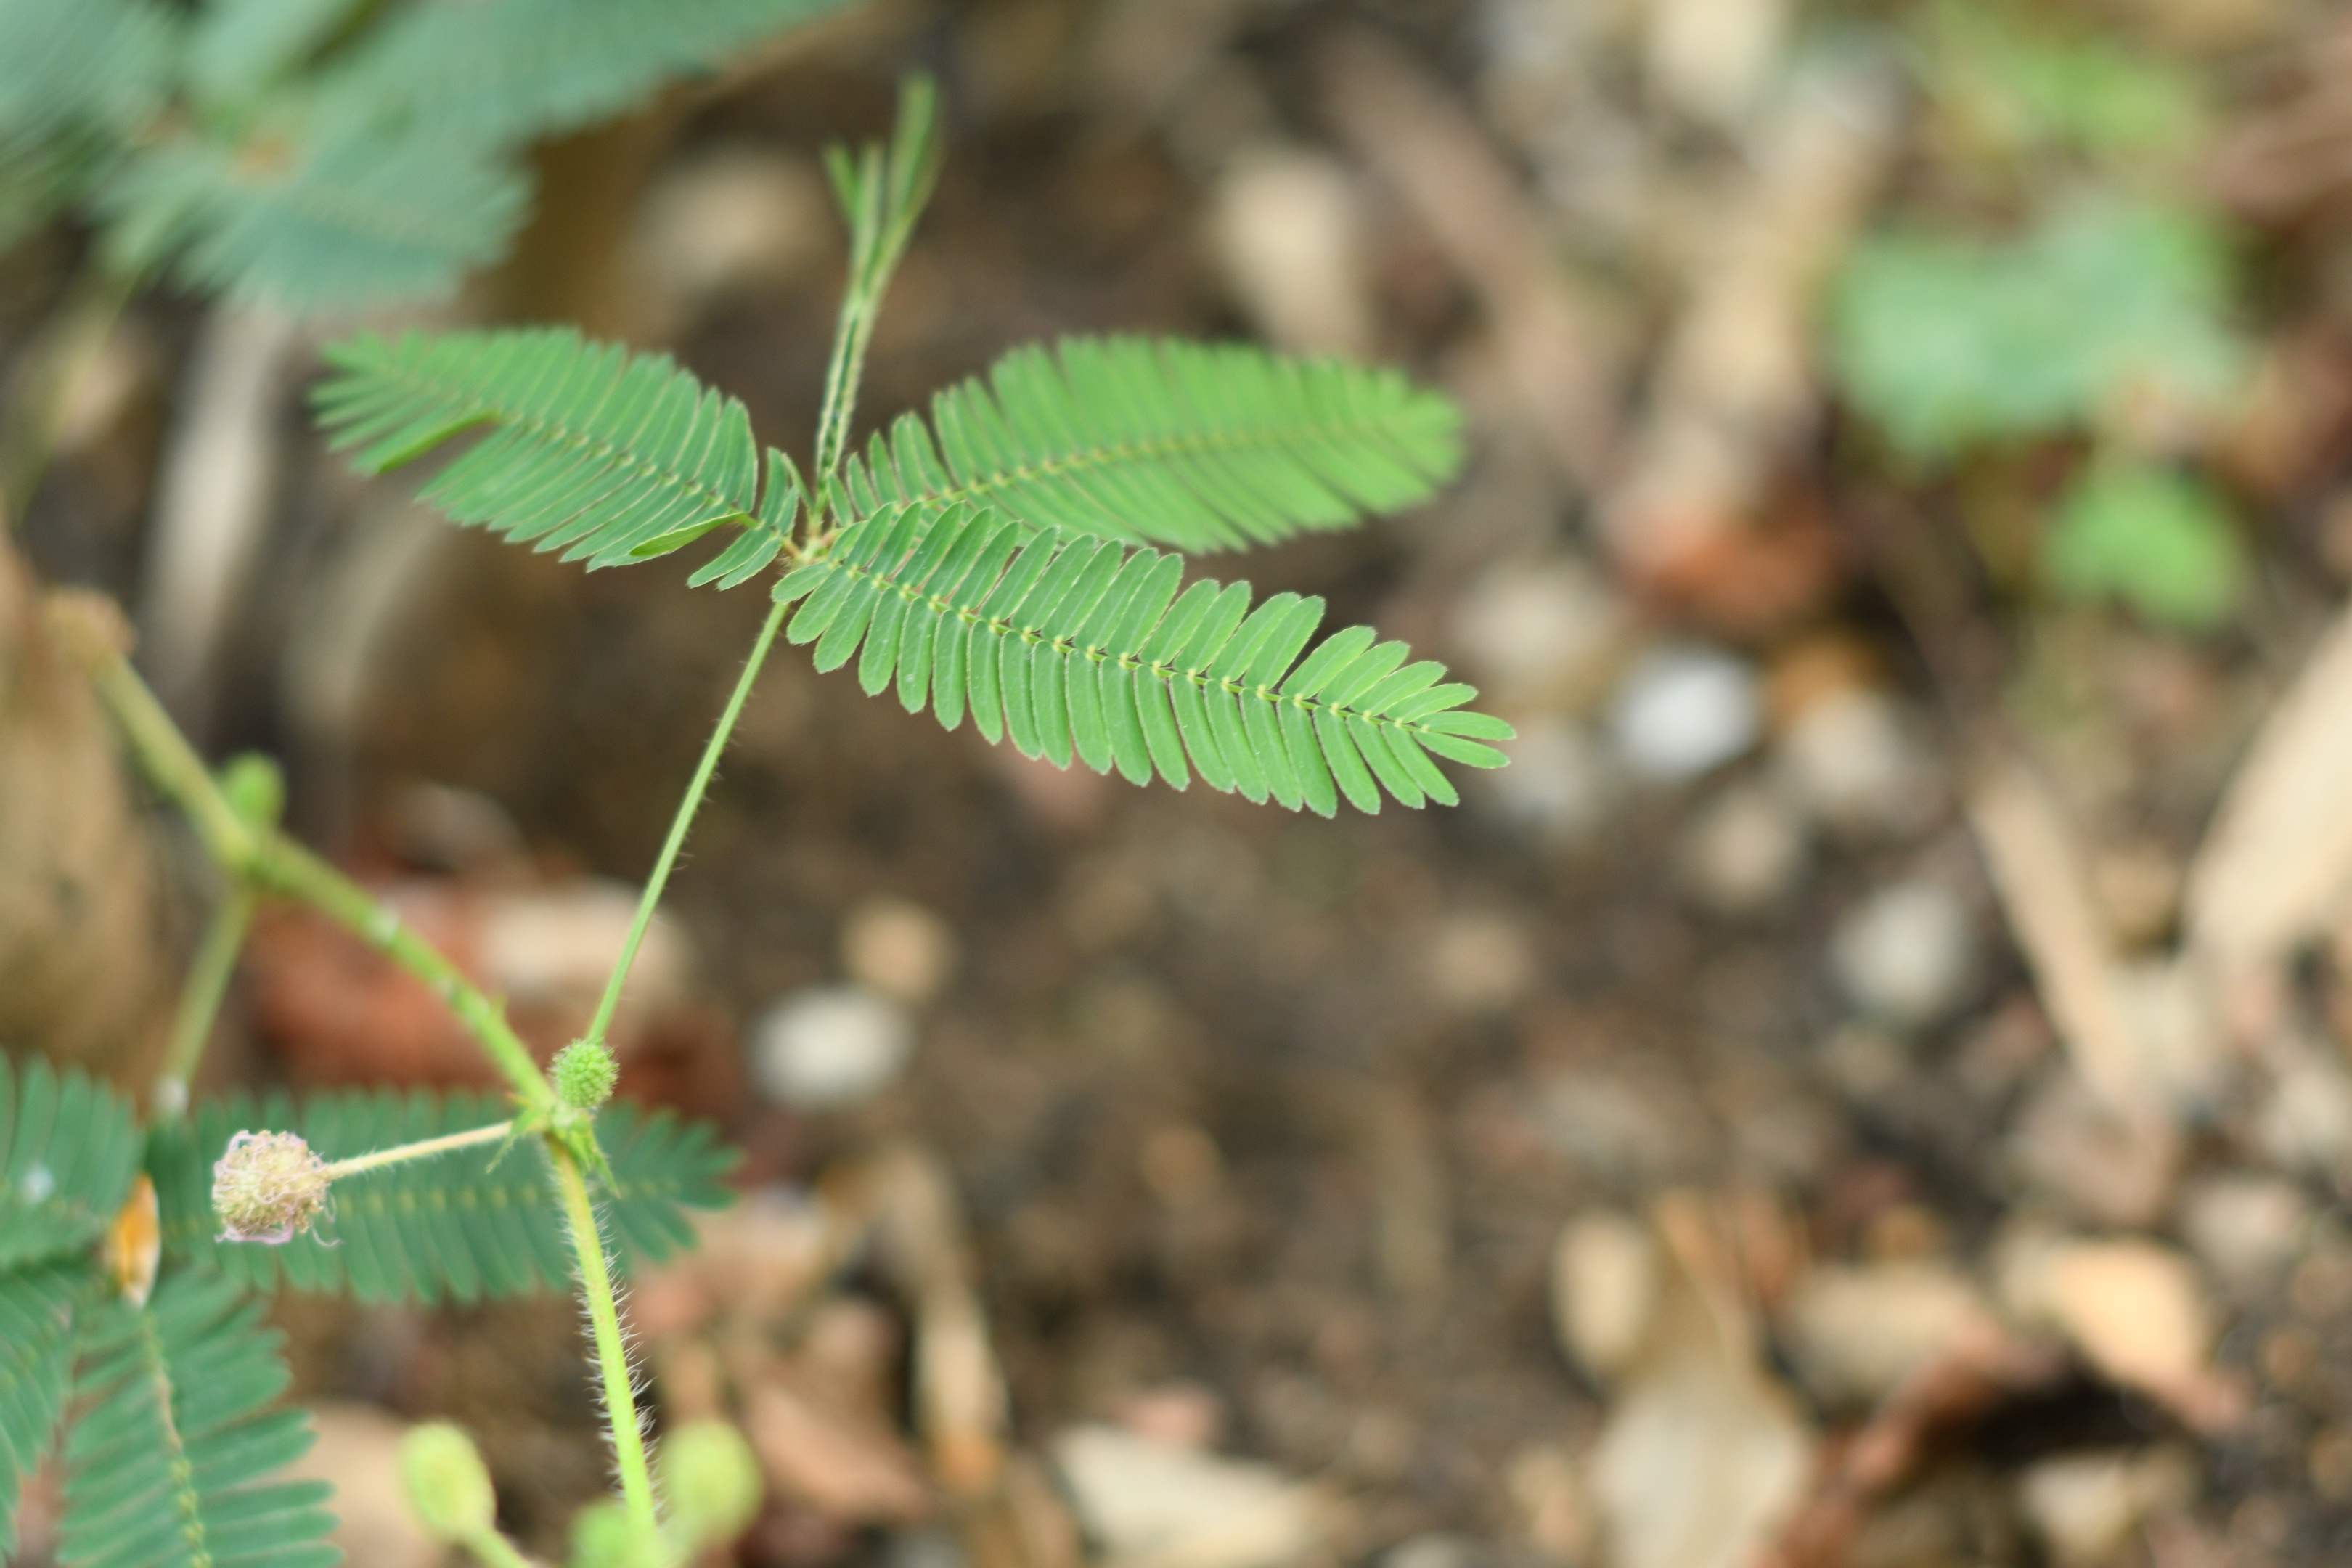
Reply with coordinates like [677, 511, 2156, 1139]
[579, 592, 788, 1051]
[317, 1120, 514, 1183]
[153, 883, 259, 1119]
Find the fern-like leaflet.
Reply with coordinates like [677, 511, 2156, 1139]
[151, 1089, 737, 1304]
[838, 337, 1463, 552]
[781, 502, 1508, 814]
[315, 327, 799, 586]
[62, 1272, 337, 1568]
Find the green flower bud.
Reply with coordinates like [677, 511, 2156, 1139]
[219, 753, 285, 828]
[569, 1498, 655, 1568]
[211, 1130, 329, 1244]
[399, 1421, 496, 1543]
[553, 1040, 620, 1111]
[659, 1420, 763, 1549]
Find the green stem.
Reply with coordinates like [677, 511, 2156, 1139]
[1, 264, 138, 528]
[579, 593, 787, 1050]
[319, 1119, 513, 1182]
[69, 615, 555, 1108]
[152, 883, 258, 1119]
[552, 1143, 660, 1548]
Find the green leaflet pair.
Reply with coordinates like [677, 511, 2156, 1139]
[314, 323, 1515, 817]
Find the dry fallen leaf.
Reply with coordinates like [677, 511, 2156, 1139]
[744, 1373, 933, 1526]
[1997, 1233, 2245, 1432]
[1052, 1425, 1337, 1568]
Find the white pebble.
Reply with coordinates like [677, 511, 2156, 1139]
[1830, 879, 1977, 1028]
[751, 984, 914, 1110]
[1609, 646, 1762, 783]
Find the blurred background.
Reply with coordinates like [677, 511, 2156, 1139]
[10, 0, 2352, 1565]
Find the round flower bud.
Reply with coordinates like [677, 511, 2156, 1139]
[210, 1130, 329, 1244]
[552, 1040, 620, 1111]
[659, 1420, 764, 1548]
[570, 1498, 656, 1568]
[399, 1422, 496, 1543]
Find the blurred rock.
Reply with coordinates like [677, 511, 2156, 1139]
[1646, 0, 1789, 123]
[285, 1402, 440, 1568]
[2017, 1450, 2195, 1568]
[1551, 1210, 1660, 1383]
[752, 984, 915, 1109]
[2009, 1070, 2177, 1229]
[1482, 719, 1622, 846]
[1206, 146, 1375, 358]
[2179, 1175, 2309, 1299]
[1114, 1383, 1227, 1451]
[746, 1373, 931, 1525]
[1829, 880, 1977, 1029]
[1425, 910, 1539, 1015]
[1677, 783, 1808, 914]
[1610, 646, 1764, 783]
[1450, 558, 1630, 711]
[626, 146, 834, 330]
[1773, 689, 1944, 841]
[1505, 1445, 1593, 1564]
[1051, 1425, 1336, 1568]
[1381, 1532, 1492, 1568]
[2254, 1034, 2352, 1172]
[1782, 1262, 1993, 1405]
[842, 897, 958, 1006]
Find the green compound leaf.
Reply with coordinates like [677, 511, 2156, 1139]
[0, 0, 174, 148]
[313, 327, 797, 584]
[838, 336, 1464, 554]
[1, 1260, 98, 1559]
[151, 1090, 735, 1304]
[780, 502, 1511, 815]
[60, 1269, 335, 1568]
[327, 0, 859, 146]
[97, 114, 528, 310]
[0, 1053, 143, 1272]
[2043, 460, 2245, 632]
[1830, 199, 2244, 460]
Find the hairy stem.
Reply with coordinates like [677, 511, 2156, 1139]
[458, 1529, 536, 1568]
[580, 593, 787, 1050]
[153, 883, 258, 1119]
[64, 605, 555, 1108]
[552, 1143, 659, 1547]
[319, 1119, 514, 1182]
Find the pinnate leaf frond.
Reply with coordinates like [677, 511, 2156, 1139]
[61, 1270, 335, 1568]
[151, 1090, 736, 1304]
[1, 1261, 96, 1557]
[780, 502, 1512, 814]
[0, 0, 174, 147]
[97, 117, 526, 309]
[330, 0, 858, 144]
[0, 1054, 142, 1271]
[838, 337, 1464, 553]
[314, 327, 798, 584]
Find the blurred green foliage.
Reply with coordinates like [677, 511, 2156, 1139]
[1831, 200, 2243, 460]
[2043, 462, 2245, 631]
[1927, 3, 2204, 162]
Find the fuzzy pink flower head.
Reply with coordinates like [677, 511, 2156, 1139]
[211, 1129, 330, 1244]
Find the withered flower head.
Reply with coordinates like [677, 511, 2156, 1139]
[211, 1130, 330, 1244]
